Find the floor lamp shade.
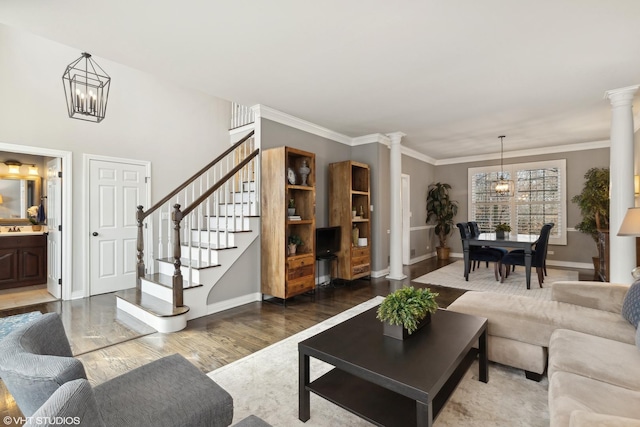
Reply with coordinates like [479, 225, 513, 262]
[617, 207, 640, 236]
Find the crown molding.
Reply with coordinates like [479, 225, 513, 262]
[250, 104, 609, 167]
[253, 104, 352, 145]
[352, 133, 389, 146]
[400, 145, 437, 165]
[435, 139, 610, 166]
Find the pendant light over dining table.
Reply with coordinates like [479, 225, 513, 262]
[493, 135, 514, 197]
[62, 52, 111, 123]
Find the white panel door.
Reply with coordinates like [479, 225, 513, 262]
[46, 158, 62, 299]
[89, 159, 147, 295]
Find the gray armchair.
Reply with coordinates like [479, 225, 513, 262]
[0, 313, 235, 427]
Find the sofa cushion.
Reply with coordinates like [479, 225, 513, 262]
[549, 371, 640, 427]
[94, 353, 233, 427]
[622, 280, 640, 327]
[569, 411, 640, 427]
[548, 329, 640, 391]
[447, 291, 636, 347]
[26, 379, 106, 427]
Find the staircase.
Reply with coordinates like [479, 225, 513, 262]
[116, 130, 259, 332]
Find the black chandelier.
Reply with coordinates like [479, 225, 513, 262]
[493, 135, 514, 197]
[62, 52, 111, 123]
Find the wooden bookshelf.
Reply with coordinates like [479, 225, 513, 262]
[261, 147, 316, 299]
[329, 160, 371, 280]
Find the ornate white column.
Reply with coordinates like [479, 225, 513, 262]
[605, 85, 639, 284]
[387, 132, 407, 280]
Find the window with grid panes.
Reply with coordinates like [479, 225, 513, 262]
[468, 159, 567, 245]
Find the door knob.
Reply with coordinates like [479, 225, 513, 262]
[92, 232, 98, 236]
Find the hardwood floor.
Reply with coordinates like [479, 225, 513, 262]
[0, 257, 595, 424]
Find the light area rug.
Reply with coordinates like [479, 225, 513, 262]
[0, 311, 41, 340]
[208, 297, 549, 427]
[413, 260, 579, 300]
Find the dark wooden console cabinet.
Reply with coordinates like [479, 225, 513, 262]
[0, 234, 47, 290]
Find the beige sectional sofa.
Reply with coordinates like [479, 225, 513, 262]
[447, 280, 640, 426]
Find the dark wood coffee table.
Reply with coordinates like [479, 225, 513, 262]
[299, 306, 488, 427]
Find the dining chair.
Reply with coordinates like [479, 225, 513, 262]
[456, 222, 503, 281]
[500, 223, 554, 287]
[468, 221, 508, 271]
[505, 223, 555, 276]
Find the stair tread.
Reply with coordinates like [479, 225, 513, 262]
[181, 242, 239, 250]
[143, 273, 203, 289]
[116, 289, 190, 317]
[204, 214, 259, 218]
[189, 228, 252, 234]
[157, 257, 221, 269]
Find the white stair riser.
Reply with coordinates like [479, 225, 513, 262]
[242, 181, 256, 192]
[141, 279, 173, 302]
[189, 230, 236, 246]
[218, 203, 258, 216]
[117, 298, 187, 333]
[181, 245, 221, 264]
[158, 261, 201, 283]
[230, 192, 257, 203]
[206, 217, 251, 230]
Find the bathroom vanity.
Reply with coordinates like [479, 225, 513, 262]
[0, 233, 47, 290]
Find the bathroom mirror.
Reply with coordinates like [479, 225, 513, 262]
[0, 176, 41, 224]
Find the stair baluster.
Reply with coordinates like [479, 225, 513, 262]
[172, 204, 184, 307]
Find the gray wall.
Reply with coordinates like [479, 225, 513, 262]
[435, 147, 609, 264]
[403, 153, 435, 259]
[208, 238, 260, 304]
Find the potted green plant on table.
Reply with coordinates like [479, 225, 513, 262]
[288, 199, 296, 216]
[376, 286, 439, 340]
[571, 167, 609, 273]
[495, 223, 511, 239]
[427, 182, 459, 260]
[287, 234, 303, 256]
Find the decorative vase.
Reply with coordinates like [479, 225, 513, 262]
[288, 243, 297, 256]
[496, 230, 505, 239]
[299, 160, 310, 186]
[352, 210, 356, 219]
[383, 313, 432, 340]
[288, 208, 295, 216]
[32, 225, 42, 231]
[352, 225, 359, 246]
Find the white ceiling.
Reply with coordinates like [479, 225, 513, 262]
[1, 0, 640, 160]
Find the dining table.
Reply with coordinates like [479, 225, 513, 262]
[462, 232, 540, 289]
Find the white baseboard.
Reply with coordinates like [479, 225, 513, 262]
[546, 260, 593, 270]
[371, 268, 390, 278]
[408, 253, 436, 265]
[207, 292, 262, 315]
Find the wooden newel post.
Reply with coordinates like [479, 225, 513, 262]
[136, 205, 145, 289]
[171, 204, 184, 308]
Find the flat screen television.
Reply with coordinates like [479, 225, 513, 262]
[316, 226, 341, 258]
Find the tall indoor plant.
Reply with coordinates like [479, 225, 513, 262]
[571, 167, 609, 271]
[427, 182, 459, 260]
